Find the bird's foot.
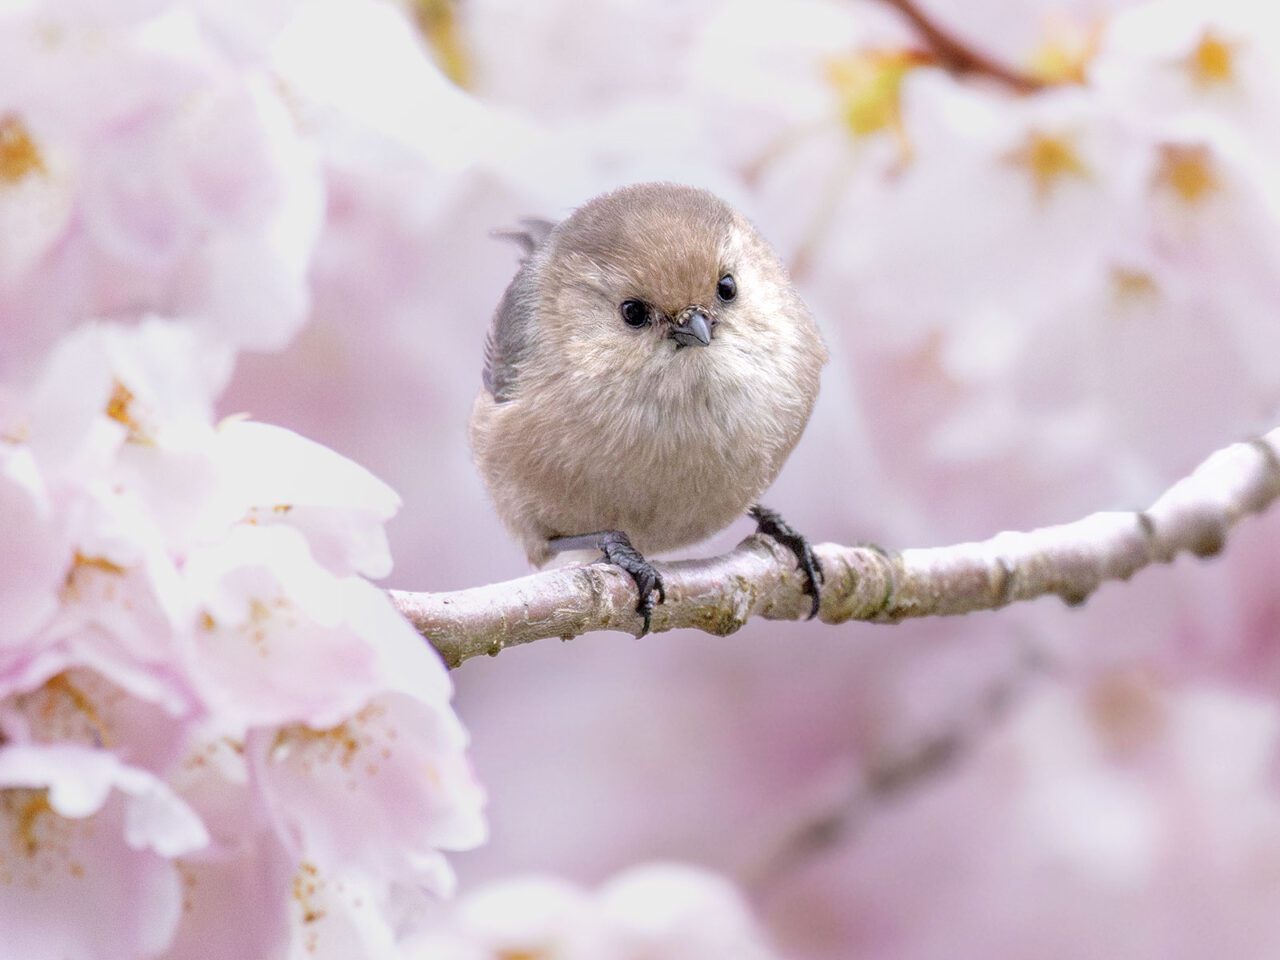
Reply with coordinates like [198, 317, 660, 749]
[749, 505, 823, 619]
[547, 530, 666, 635]
[597, 532, 665, 636]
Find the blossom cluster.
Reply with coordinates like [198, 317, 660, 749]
[0, 0, 324, 373]
[0, 323, 488, 960]
[0, 3, 489, 957]
[675, 0, 1280, 541]
[408, 863, 780, 960]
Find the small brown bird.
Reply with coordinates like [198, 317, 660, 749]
[470, 183, 828, 633]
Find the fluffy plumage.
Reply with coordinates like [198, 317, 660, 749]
[470, 182, 827, 567]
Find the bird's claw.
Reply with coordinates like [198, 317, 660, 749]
[750, 505, 824, 619]
[598, 531, 665, 636]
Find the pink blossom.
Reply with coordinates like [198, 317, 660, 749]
[0, 1, 323, 376]
[408, 864, 779, 960]
[0, 744, 207, 960]
[252, 687, 485, 895]
[0, 445, 67, 650]
[215, 421, 401, 579]
[159, 733, 294, 960]
[597, 864, 781, 960]
[183, 527, 395, 729]
[0, 314, 485, 955]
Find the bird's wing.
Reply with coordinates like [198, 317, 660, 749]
[483, 218, 557, 402]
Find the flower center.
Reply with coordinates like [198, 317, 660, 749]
[0, 115, 44, 185]
[1155, 144, 1218, 205]
[826, 49, 926, 140]
[1006, 131, 1089, 199]
[412, 0, 472, 88]
[1186, 31, 1237, 86]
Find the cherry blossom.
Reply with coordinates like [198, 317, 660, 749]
[682, 0, 1280, 544]
[408, 864, 780, 960]
[0, 314, 484, 956]
[0, 0, 323, 375]
[0, 744, 207, 960]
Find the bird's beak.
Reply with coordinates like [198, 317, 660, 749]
[670, 307, 713, 348]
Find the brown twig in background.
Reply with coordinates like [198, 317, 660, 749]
[744, 645, 1047, 893]
[875, 0, 1045, 93]
[391, 428, 1280, 669]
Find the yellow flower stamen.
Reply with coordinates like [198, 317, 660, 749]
[12, 791, 52, 856]
[0, 115, 45, 185]
[1005, 130, 1090, 199]
[1110, 267, 1159, 303]
[292, 861, 327, 926]
[41, 673, 114, 748]
[1026, 19, 1100, 86]
[61, 551, 127, 601]
[65, 552, 127, 590]
[105, 379, 153, 444]
[825, 49, 927, 166]
[1155, 143, 1218, 205]
[1186, 30, 1238, 86]
[413, 0, 472, 88]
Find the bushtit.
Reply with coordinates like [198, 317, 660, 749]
[470, 183, 827, 633]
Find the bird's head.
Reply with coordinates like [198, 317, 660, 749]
[536, 183, 815, 390]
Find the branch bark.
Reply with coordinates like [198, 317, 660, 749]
[392, 429, 1280, 669]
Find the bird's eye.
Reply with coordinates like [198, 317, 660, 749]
[620, 299, 651, 328]
[717, 274, 737, 302]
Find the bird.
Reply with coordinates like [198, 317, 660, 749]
[469, 182, 828, 634]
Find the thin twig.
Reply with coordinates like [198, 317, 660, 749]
[391, 428, 1280, 668]
[744, 642, 1046, 893]
[875, 0, 1045, 93]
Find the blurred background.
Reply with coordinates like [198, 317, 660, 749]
[229, 0, 1280, 956]
[8, 0, 1280, 955]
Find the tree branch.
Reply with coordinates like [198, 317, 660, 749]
[874, 0, 1046, 94]
[392, 429, 1280, 668]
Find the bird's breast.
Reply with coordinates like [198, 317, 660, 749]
[482, 341, 817, 556]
